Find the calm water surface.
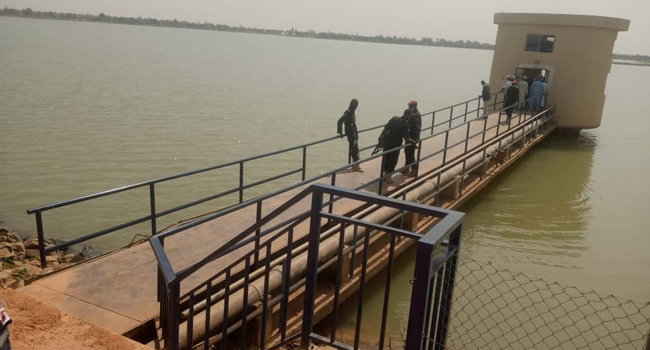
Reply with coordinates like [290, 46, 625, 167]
[0, 17, 491, 248]
[1, 16, 649, 343]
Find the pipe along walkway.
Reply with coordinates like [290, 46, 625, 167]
[20, 103, 555, 349]
[151, 106, 557, 350]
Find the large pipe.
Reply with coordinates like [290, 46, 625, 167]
[175, 115, 545, 349]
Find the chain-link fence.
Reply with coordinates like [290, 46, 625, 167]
[446, 258, 650, 350]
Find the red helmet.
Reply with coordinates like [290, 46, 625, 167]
[408, 100, 418, 106]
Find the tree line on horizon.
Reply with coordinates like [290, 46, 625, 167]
[1, 7, 648, 62]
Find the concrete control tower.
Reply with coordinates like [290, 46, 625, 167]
[489, 13, 630, 130]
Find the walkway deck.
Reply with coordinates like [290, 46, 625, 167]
[21, 110, 530, 335]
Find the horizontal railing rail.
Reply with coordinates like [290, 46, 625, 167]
[151, 101, 556, 350]
[26, 92, 505, 267]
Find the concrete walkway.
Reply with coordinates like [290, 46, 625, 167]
[21, 109, 528, 335]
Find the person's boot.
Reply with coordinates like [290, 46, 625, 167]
[352, 164, 363, 172]
[399, 167, 410, 174]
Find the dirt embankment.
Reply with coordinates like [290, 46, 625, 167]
[1, 289, 151, 350]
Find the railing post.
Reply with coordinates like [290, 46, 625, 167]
[326, 173, 336, 228]
[329, 174, 336, 214]
[35, 212, 47, 269]
[464, 122, 471, 153]
[301, 189, 324, 349]
[157, 238, 165, 304]
[302, 146, 307, 181]
[476, 97, 481, 119]
[481, 114, 488, 144]
[493, 92, 499, 112]
[431, 112, 436, 135]
[496, 111, 502, 144]
[459, 159, 467, 196]
[448, 108, 453, 129]
[255, 201, 262, 267]
[378, 154, 386, 195]
[405, 241, 434, 350]
[442, 130, 449, 165]
[414, 140, 423, 179]
[239, 162, 244, 203]
[159, 269, 168, 338]
[463, 101, 468, 122]
[149, 184, 157, 236]
[165, 282, 181, 350]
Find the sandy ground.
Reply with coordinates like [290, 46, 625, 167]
[0, 289, 151, 350]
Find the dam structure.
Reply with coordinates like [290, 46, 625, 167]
[19, 13, 649, 350]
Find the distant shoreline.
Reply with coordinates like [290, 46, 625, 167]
[612, 60, 650, 67]
[1, 7, 648, 63]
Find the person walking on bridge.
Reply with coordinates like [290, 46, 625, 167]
[401, 100, 421, 177]
[378, 114, 413, 185]
[518, 76, 529, 109]
[337, 98, 363, 172]
[528, 78, 545, 112]
[540, 77, 550, 108]
[502, 75, 513, 93]
[480, 80, 491, 117]
[504, 80, 519, 122]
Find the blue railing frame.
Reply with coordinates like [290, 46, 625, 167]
[25, 92, 504, 268]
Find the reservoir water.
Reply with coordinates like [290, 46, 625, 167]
[1, 16, 649, 341]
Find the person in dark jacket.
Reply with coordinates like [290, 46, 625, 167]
[480, 81, 491, 117]
[378, 115, 413, 184]
[504, 81, 519, 122]
[337, 98, 363, 172]
[401, 100, 421, 176]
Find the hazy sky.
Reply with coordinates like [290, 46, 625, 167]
[2, 0, 649, 55]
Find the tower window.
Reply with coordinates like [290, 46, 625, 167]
[525, 34, 555, 53]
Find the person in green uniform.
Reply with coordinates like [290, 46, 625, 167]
[378, 114, 413, 184]
[337, 98, 363, 172]
[401, 100, 421, 176]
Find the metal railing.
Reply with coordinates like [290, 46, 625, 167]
[301, 186, 464, 350]
[146, 95, 548, 294]
[151, 102, 557, 350]
[151, 183, 465, 350]
[25, 92, 504, 268]
[405, 215, 462, 350]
